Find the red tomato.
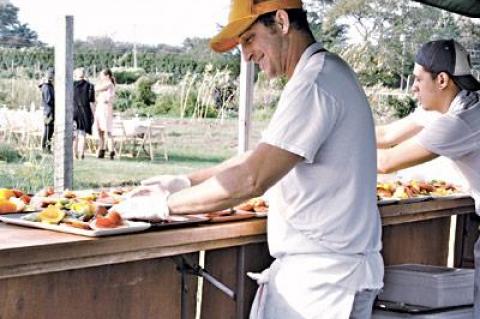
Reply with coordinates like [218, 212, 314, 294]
[95, 205, 108, 216]
[95, 211, 123, 228]
[45, 186, 55, 196]
[12, 189, 24, 198]
[20, 195, 31, 204]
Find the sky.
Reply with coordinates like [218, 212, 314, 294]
[10, 0, 231, 47]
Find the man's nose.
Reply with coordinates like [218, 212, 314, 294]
[411, 82, 418, 93]
[240, 46, 253, 62]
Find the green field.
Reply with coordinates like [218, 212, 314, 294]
[0, 117, 268, 192]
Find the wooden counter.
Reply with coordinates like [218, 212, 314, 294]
[0, 197, 476, 319]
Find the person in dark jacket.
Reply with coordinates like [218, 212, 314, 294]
[39, 69, 54, 153]
[73, 68, 95, 159]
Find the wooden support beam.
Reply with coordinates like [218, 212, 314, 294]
[54, 16, 74, 191]
[238, 52, 254, 154]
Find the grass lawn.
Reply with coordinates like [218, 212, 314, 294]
[0, 117, 268, 192]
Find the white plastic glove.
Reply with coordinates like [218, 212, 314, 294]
[140, 174, 191, 193]
[110, 185, 170, 221]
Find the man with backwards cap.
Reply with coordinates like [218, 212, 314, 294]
[376, 39, 480, 317]
[113, 0, 383, 317]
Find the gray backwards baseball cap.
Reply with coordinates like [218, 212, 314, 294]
[415, 39, 480, 91]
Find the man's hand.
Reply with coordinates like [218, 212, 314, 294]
[110, 186, 170, 221]
[141, 174, 191, 193]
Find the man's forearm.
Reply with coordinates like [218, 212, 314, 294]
[187, 151, 252, 186]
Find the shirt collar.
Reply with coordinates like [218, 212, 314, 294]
[448, 90, 480, 113]
[291, 42, 324, 79]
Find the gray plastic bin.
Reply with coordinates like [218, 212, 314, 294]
[372, 307, 473, 318]
[378, 264, 474, 308]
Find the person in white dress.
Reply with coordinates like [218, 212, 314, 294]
[94, 68, 116, 160]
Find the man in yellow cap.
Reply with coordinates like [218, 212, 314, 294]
[113, 0, 383, 317]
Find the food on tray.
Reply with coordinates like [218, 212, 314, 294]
[38, 205, 66, 224]
[0, 198, 20, 213]
[95, 191, 121, 205]
[0, 188, 16, 200]
[21, 206, 125, 230]
[204, 209, 235, 218]
[377, 179, 462, 200]
[29, 188, 125, 211]
[0, 188, 30, 213]
[34, 186, 55, 198]
[93, 211, 123, 228]
[234, 197, 268, 213]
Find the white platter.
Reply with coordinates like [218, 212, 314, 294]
[430, 193, 471, 200]
[0, 213, 150, 237]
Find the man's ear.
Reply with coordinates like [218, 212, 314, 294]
[436, 72, 452, 90]
[275, 10, 290, 35]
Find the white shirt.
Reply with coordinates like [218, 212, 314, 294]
[261, 42, 383, 299]
[415, 90, 480, 214]
[408, 105, 442, 127]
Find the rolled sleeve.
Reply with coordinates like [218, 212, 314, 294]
[415, 115, 478, 159]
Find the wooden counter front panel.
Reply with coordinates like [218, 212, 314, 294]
[382, 217, 451, 266]
[201, 243, 273, 319]
[0, 253, 199, 319]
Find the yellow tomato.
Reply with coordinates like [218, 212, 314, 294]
[0, 188, 16, 200]
[38, 205, 65, 224]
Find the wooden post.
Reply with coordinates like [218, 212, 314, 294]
[238, 51, 254, 154]
[54, 16, 74, 191]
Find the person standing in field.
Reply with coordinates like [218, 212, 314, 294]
[376, 39, 480, 318]
[94, 68, 116, 160]
[112, 0, 383, 317]
[39, 68, 55, 153]
[73, 67, 95, 160]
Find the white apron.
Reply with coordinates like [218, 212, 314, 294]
[249, 257, 361, 319]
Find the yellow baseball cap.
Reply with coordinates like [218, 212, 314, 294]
[210, 0, 304, 53]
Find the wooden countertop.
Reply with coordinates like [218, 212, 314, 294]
[0, 197, 475, 279]
[0, 219, 267, 279]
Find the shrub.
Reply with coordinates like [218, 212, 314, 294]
[112, 67, 146, 84]
[150, 93, 179, 116]
[0, 143, 21, 162]
[114, 86, 134, 112]
[387, 95, 416, 118]
[134, 76, 157, 107]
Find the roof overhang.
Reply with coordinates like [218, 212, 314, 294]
[412, 0, 480, 17]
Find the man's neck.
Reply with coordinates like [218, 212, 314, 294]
[284, 33, 315, 79]
[439, 87, 461, 114]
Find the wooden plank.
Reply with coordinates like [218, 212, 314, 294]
[0, 220, 267, 279]
[382, 205, 474, 225]
[0, 199, 474, 280]
[380, 197, 474, 218]
[54, 15, 74, 191]
[454, 213, 480, 268]
[201, 243, 272, 319]
[238, 52, 254, 154]
[382, 217, 451, 266]
[0, 254, 198, 319]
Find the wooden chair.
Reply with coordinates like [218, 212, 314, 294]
[145, 120, 168, 161]
[111, 119, 127, 159]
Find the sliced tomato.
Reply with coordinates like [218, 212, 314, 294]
[95, 205, 108, 216]
[95, 211, 123, 228]
[12, 189, 25, 198]
[20, 195, 31, 204]
[45, 186, 55, 196]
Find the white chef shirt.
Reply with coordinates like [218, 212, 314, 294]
[261, 42, 383, 295]
[415, 90, 480, 214]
